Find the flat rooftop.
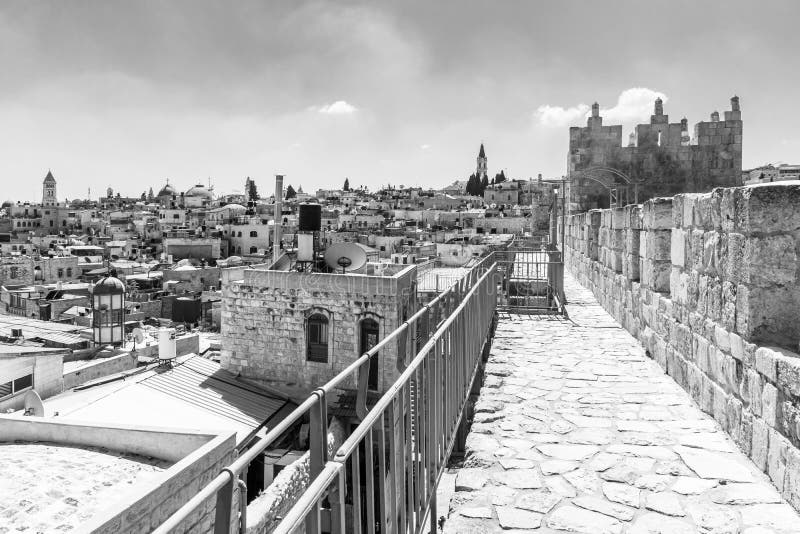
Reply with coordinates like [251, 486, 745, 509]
[0, 442, 170, 532]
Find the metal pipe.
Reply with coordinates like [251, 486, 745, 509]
[237, 479, 247, 533]
[273, 174, 283, 263]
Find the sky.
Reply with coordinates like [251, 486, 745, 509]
[1, 0, 799, 202]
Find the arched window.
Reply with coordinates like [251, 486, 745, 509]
[237, 231, 242, 237]
[249, 231, 258, 238]
[307, 314, 329, 363]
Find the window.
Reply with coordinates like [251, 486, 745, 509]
[66, 268, 72, 277]
[0, 371, 33, 399]
[57, 268, 64, 278]
[9, 267, 18, 279]
[249, 246, 257, 254]
[237, 231, 242, 237]
[173, 214, 179, 219]
[307, 314, 329, 363]
[249, 231, 258, 238]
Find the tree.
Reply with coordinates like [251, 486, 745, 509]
[465, 174, 480, 196]
[147, 187, 154, 201]
[247, 177, 259, 201]
[285, 184, 297, 199]
[480, 175, 489, 195]
[495, 170, 507, 184]
[140, 192, 147, 201]
[343, 178, 350, 191]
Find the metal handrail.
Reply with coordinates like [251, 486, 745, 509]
[151, 257, 495, 534]
[274, 263, 498, 534]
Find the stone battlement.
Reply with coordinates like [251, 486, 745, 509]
[561, 182, 800, 510]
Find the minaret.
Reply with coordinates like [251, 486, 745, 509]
[477, 143, 487, 178]
[42, 170, 57, 207]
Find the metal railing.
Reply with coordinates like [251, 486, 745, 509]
[494, 248, 564, 314]
[151, 259, 496, 534]
[274, 264, 497, 534]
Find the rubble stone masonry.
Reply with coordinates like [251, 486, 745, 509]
[562, 182, 800, 510]
[221, 265, 417, 394]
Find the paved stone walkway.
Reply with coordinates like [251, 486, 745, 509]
[444, 274, 800, 533]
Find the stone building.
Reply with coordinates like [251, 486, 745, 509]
[568, 97, 743, 211]
[221, 263, 418, 396]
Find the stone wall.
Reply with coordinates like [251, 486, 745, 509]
[221, 266, 417, 394]
[562, 182, 800, 510]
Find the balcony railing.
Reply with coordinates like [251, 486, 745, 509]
[152, 257, 497, 534]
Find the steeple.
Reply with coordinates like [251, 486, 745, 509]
[42, 170, 57, 206]
[476, 143, 488, 178]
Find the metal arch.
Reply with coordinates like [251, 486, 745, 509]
[570, 166, 634, 186]
[569, 166, 641, 207]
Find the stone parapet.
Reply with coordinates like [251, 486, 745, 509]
[563, 181, 800, 511]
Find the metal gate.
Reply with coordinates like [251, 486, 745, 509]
[494, 247, 564, 314]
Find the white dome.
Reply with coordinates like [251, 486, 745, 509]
[185, 184, 213, 199]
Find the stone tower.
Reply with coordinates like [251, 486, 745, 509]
[42, 170, 57, 207]
[477, 143, 487, 178]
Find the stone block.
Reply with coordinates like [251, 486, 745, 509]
[611, 207, 626, 229]
[672, 194, 685, 228]
[641, 259, 671, 293]
[625, 229, 641, 256]
[775, 353, 800, 399]
[670, 228, 688, 268]
[720, 187, 738, 233]
[642, 197, 673, 230]
[702, 232, 720, 276]
[625, 204, 642, 230]
[709, 188, 725, 230]
[644, 230, 671, 261]
[694, 192, 714, 230]
[742, 234, 797, 288]
[669, 267, 689, 305]
[682, 194, 701, 228]
[721, 233, 745, 286]
[736, 182, 800, 235]
[751, 417, 769, 471]
[735, 285, 800, 347]
[762, 382, 779, 428]
[767, 428, 788, 491]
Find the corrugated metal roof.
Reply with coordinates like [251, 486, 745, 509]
[29, 331, 87, 347]
[0, 315, 85, 337]
[140, 356, 289, 429]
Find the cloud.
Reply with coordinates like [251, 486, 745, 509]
[310, 100, 357, 114]
[535, 103, 590, 128]
[535, 87, 666, 127]
[603, 87, 666, 123]
[420, 144, 431, 150]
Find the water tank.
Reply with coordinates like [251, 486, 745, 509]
[298, 203, 322, 232]
[158, 328, 177, 360]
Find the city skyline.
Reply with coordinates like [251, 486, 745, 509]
[2, 1, 799, 201]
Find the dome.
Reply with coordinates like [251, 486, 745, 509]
[185, 184, 213, 199]
[158, 183, 176, 197]
[93, 275, 125, 295]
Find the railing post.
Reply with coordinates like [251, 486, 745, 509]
[307, 389, 328, 534]
[214, 469, 235, 534]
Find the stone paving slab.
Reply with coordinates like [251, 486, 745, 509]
[444, 273, 800, 533]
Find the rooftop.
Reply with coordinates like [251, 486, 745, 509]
[0, 442, 170, 532]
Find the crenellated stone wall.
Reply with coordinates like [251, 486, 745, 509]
[562, 182, 800, 510]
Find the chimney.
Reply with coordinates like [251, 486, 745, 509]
[273, 175, 284, 263]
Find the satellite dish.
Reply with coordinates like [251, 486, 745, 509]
[23, 390, 44, 417]
[132, 328, 145, 345]
[324, 243, 367, 273]
[490, 203, 497, 209]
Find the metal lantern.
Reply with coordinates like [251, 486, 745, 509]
[92, 273, 126, 346]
